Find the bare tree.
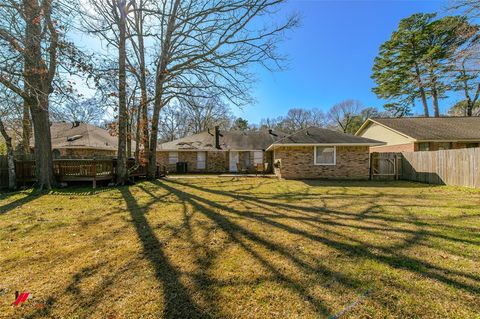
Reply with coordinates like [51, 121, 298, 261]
[180, 92, 232, 134]
[145, 0, 298, 177]
[0, 0, 73, 189]
[83, 0, 133, 184]
[327, 100, 363, 134]
[53, 97, 107, 124]
[451, 0, 480, 18]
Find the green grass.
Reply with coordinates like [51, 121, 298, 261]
[0, 178, 479, 318]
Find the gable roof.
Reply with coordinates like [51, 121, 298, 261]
[357, 117, 480, 141]
[266, 126, 383, 150]
[158, 129, 288, 151]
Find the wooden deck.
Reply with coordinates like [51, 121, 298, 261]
[9, 158, 156, 188]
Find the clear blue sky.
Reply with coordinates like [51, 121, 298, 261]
[235, 0, 456, 123]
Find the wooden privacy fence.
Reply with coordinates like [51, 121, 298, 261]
[370, 153, 400, 180]
[401, 148, 480, 188]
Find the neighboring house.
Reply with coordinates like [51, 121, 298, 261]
[158, 126, 383, 179]
[0, 121, 125, 158]
[156, 127, 288, 173]
[267, 127, 383, 179]
[356, 117, 480, 153]
[48, 122, 121, 158]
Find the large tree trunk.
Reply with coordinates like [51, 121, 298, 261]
[147, 0, 181, 179]
[116, 1, 128, 184]
[0, 119, 16, 190]
[30, 99, 55, 189]
[24, 0, 56, 189]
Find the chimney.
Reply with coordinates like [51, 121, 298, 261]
[215, 126, 220, 149]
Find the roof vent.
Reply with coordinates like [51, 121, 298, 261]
[67, 135, 83, 142]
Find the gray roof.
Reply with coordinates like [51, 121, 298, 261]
[366, 117, 480, 141]
[47, 122, 120, 150]
[269, 126, 383, 147]
[158, 129, 288, 151]
[1, 122, 125, 152]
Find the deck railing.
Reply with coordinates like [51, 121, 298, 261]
[6, 158, 152, 188]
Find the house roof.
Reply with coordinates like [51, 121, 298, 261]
[266, 126, 383, 150]
[47, 122, 120, 150]
[158, 129, 288, 151]
[357, 117, 480, 141]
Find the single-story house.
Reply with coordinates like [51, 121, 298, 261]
[158, 126, 383, 179]
[156, 127, 288, 173]
[355, 117, 480, 153]
[267, 127, 383, 179]
[0, 121, 125, 158]
[48, 121, 121, 158]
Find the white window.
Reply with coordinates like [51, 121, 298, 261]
[168, 152, 178, 164]
[197, 151, 206, 169]
[253, 151, 263, 165]
[314, 146, 336, 165]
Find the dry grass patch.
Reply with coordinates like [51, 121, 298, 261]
[0, 178, 479, 318]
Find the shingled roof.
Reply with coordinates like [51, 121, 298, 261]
[47, 122, 120, 150]
[1, 121, 121, 151]
[158, 129, 288, 151]
[266, 126, 383, 150]
[358, 117, 480, 141]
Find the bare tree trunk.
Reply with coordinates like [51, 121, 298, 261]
[116, 0, 128, 184]
[24, 0, 56, 189]
[415, 65, 430, 117]
[22, 93, 31, 154]
[135, 102, 141, 162]
[130, 0, 149, 164]
[429, 67, 440, 118]
[147, 0, 181, 179]
[0, 118, 16, 190]
[127, 117, 132, 158]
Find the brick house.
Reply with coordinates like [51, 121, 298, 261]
[356, 117, 480, 153]
[266, 127, 383, 179]
[46, 122, 125, 158]
[156, 127, 288, 173]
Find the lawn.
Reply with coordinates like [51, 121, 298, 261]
[0, 178, 479, 318]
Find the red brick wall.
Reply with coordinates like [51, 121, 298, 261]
[273, 146, 370, 180]
[369, 143, 415, 153]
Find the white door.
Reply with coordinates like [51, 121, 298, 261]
[197, 151, 206, 169]
[229, 151, 239, 172]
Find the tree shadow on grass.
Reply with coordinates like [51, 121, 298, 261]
[0, 189, 41, 214]
[160, 179, 480, 295]
[119, 186, 212, 319]
[150, 180, 366, 317]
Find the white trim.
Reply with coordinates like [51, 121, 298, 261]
[314, 146, 336, 166]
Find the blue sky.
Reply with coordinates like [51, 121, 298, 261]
[235, 0, 456, 123]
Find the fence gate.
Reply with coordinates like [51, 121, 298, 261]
[370, 153, 400, 180]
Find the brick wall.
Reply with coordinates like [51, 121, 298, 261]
[273, 146, 370, 180]
[156, 151, 228, 173]
[369, 143, 414, 153]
